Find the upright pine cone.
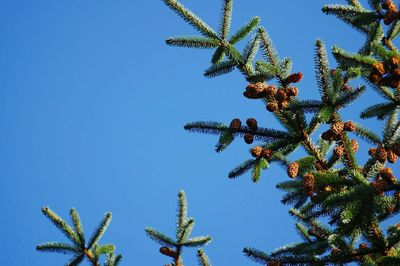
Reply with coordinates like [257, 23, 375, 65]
[275, 89, 288, 102]
[285, 72, 303, 84]
[244, 82, 268, 99]
[375, 147, 388, 163]
[387, 149, 398, 163]
[381, 76, 400, 89]
[383, 0, 398, 11]
[287, 87, 299, 97]
[333, 145, 345, 157]
[287, 162, 299, 178]
[372, 62, 387, 75]
[344, 121, 356, 132]
[244, 134, 254, 144]
[369, 72, 382, 84]
[265, 85, 277, 97]
[302, 173, 315, 196]
[279, 100, 289, 109]
[380, 167, 396, 184]
[251, 146, 263, 158]
[359, 243, 368, 250]
[321, 130, 335, 141]
[368, 148, 377, 157]
[266, 102, 279, 112]
[229, 118, 242, 129]
[331, 122, 344, 135]
[350, 139, 359, 153]
[246, 118, 258, 130]
[263, 148, 273, 160]
[159, 247, 178, 258]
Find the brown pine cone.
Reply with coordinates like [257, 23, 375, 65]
[263, 148, 273, 159]
[381, 167, 396, 184]
[229, 118, 242, 129]
[359, 243, 368, 250]
[244, 82, 268, 99]
[251, 146, 263, 157]
[368, 72, 382, 84]
[344, 121, 356, 132]
[383, 0, 398, 11]
[381, 76, 400, 88]
[387, 149, 398, 163]
[350, 139, 359, 153]
[246, 118, 258, 130]
[244, 134, 254, 144]
[160, 247, 178, 258]
[285, 72, 303, 84]
[384, 11, 397, 25]
[265, 85, 277, 97]
[331, 122, 344, 135]
[389, 55, 400, 68]
[372, 62, 387, 75]
[302, 173, 315, 196]
[341, 85, 352, 92]
[375, 147, 388, 163]
[287, 87, 299, 97]
[368, 148, 377, 157]
[267, 261, 281, 266]
[315, 161, 325, 171]
[321, 130, 335, 141]
[333, 145, 345, 157]
[393, 68, 400, 77]
[275, 89, 288, 102]
[266, 102, 279, 112]
[287, 162, 299, 178]
[279, 100, 289, 110]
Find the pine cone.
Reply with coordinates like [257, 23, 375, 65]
[350, 139, 359, 153]
[244, 134, 254, 144]
[287, 162, 299, 178]
[263, 148, 273, 159]
[275, 89, 288, 102]
[359, 243, 368, 250]
[368, 148, 377, 157]
[383, 0, 398, 11]
[331, 122, 344, 135]
[381, 167, 396, 184]
[381, 76, 400, 88]
[302, 173, 315, 196]
[344, 121, 356, 132]
[321, 130, 335, 141]
[372, 62, 387, 75]
[392, 143, 400, 156]
[333, 145, 345, 157]
[246, 118, 258, 130]
[285, 72, 303, 84]
[279, 100, 289, 110]
[287, 87, 299, 97]
[265, 85, 277, 97]
[244, 82, 268, 99]
[160, 247, 178, 258]
[392, 68, 400, 77]
[266, 102, 279, 112]
[229, 118, 242, 129]
[374, 179, 388, 195]
[251, 146, 263, 157]
[384, 11, 397, 25]
[387, 149, 398, 163]
[315, 161, 325, 171]
[267, 261, 281, 266]
[375, 147, 388, 163]
[341, 85, 352, 92]
[368, 72, 382, 84]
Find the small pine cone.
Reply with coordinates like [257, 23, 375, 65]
[263, 148, 273, 159]
[368, 148, 377, 157]
[368, 71, 382, 84]
[160, 247, 178, 258]
[251, 146, 263, 157]
[359, 243, 368, 250]
[341, 85, 352, 92]
[275, 89, 288, 102]
[375, 147, 388, 163]
[279, 100, 289, 110]
[331, 122, 344, 135]
[287, 87, 299, 97]
[267, 261, 281, 266]
[383, 0, 398, 11]
[380, 76, 400, 89]
[333, 145, 345, 157]
[302, 173, 315, 196]
[392, 143, 400, 156]
[229, 118, 242, 129]
[393, 68, 400, 77]
[372, 62, 387, 75]
[285, 72, 303, 84]
[344, 121, 356, 132]
[381, 167, 396, 184]
[387, 149, 398, 163]
[266, 102, 279, 112]
[244, 134, 254, 144]
[246, 118, 258, 130]
[350, 139, 359, 153]
[265, 85, 277, 97]
[315, 161, 325, 171]
[321, 130, 335, 141]
[287, 162, 299, 178]
[375, 179, 388, 195]
[390, 56, 400, 68]
[384, 11, 397, 25]
[244, 82, 268, 99]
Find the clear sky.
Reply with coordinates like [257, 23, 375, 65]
[0, 0, 393, 265]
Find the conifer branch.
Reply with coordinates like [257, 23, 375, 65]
[166, 37, 220, 49]
[197, 249, 212, 266]
[219, 0, 233, 41]
[228, 16, 260, 44]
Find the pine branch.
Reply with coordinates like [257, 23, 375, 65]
[145, 227, 178, 247]
[87, 212, 112, 249]
[360, 102, 397, 120]
[228, 159, 256, 179]
[354, 122, 381, 144]
[334, 85, 365, 107]
[36, 242, 81, 254]
[197, 249, 212, 266]
[332, 46, 376, 69]
[66, 254, 85, 266]
[163, 0, 219, 39]
[70, 208, 85, 249]
[287, 100, 324, 113]
[228, 16, 260, 44]
[211, 46, 225, 64]
[315, 39, 333, 103]
[182, 236, 212, 247]
[219, 0, 233, 41]
[166, 37, 220, 49]
[204, 60, 237, 77]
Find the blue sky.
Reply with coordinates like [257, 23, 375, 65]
[0, 0, 391, 265]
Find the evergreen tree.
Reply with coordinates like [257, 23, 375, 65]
[37, 0, 400, 265]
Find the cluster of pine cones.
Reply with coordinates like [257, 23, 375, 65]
[368, 144, 400, 164]
[229, 117, 258, 144]
[243, 72, 302, 112]
[368, 56, 400, 89]
[371, 167, 397, 195]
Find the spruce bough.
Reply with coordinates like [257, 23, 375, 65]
[37, 0, 400, 265]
